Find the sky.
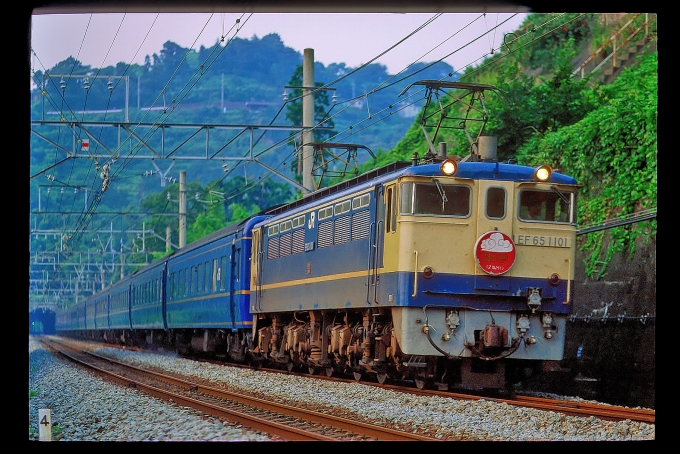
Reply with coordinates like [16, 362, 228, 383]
[29, 11, 530, 81]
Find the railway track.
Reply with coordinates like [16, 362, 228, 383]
[269, 366, 656, 425]
[184, 351, 655, 425]
[509, 394, 654, 423]
[40, 338, 437, 441]
[44, 336, 654, 426]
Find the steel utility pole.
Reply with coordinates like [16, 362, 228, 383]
[302, 49, 315, 192]
[179, 171, 187, 248]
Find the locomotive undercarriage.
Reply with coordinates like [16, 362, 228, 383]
[248, 308, 453, 388]
[246, 308, 546, 390]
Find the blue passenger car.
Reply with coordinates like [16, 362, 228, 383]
[108, 278, 132, 331]
[129, 260, 167, 331]
[93, 291, 110, 331]
[164, 215, 267, 358]
[166, 215, 266, 330]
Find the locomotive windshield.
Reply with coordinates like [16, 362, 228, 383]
[519, 189, 575, 223]
[400, 182, 471, 217]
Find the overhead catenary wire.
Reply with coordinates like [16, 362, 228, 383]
[48, 14, 254, 254]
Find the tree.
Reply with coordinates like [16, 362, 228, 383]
[215, 176, 293, 217]
[485, 43, 596, 162]
[186, 205, 227, 244]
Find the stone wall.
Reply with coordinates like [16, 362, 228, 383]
[541, 235, 656, 408]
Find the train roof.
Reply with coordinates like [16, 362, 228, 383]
[262, 160, 578, 221]
[408, 161, 578, 184]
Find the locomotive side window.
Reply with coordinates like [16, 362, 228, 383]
[352, 193, 369, 209]
[334, 200, 351, 216]
[318, 206, 333, 221]
[486, 187, 506, 219]
[386, 186, 397, 233]
[400, 182, 471, 216]
[292, 214, 305, 228]
[519, 189, 575, 223]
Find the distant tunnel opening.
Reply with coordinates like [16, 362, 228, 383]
[29, 309, 56, 335]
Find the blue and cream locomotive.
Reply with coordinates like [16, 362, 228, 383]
[248, 137, 577, 389]
[56, 82, 579, 390]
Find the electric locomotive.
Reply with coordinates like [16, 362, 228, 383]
[248, 136, 578, 390]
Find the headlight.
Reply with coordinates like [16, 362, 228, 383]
[440, 159, 458, 176]
[534, 165, 552, 181]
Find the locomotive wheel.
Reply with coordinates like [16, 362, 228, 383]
[287, 362, 294, 372]
[325, 367, 333, 377]
[353, 371, 362, 382]
[415, 378, 426, 389]
[377, 373, 388, 384]
[308, 366, 316, 375]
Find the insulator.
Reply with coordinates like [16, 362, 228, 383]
[107, 78, 113, 91]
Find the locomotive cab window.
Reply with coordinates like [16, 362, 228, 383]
[519, 189, 575, 223]
[400, 181, 470, 216]
[486, 187, 506, 219]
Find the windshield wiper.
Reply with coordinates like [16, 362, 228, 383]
[550, 185, 571, 205]
[433, 178, 448, 211]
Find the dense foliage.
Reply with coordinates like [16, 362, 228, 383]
[359, 13, 657, 278]
[516, 52, 657, 277]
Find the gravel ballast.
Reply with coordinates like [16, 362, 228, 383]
[28, 336, 655, 441]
